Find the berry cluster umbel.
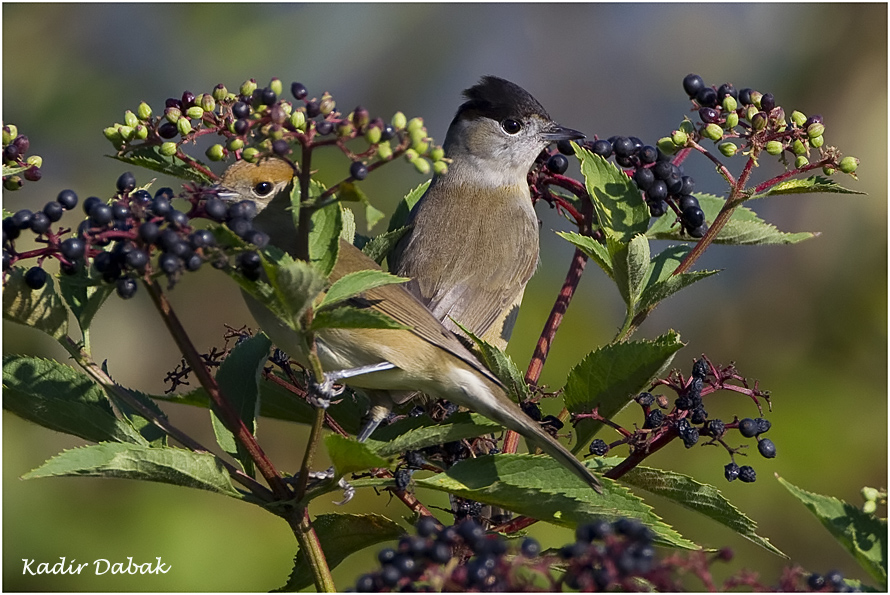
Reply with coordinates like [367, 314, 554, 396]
[578, 356, 775, 484]
[2, 123, 43, 191]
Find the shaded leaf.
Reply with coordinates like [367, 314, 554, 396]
[779, 476, 886, 587]
[57, 274, 114, 336]
[637, 270, 719, 313]
[557, 231, 613, 278]
[340, 181, 385, 231]
[309, 201, 342, 277]
[3, 267, 68, 340]
[109, 146, 213, 184]
[576, 147, 649, 242]
[22, 442, 243, 499]
[387, 180, 429, 232]
[325, 434, 391, 477]
[755, 175, 865, 198]
[366, 412, 504, 457]
[564, 331, 684, 453]
[311, 305, 409, 331]
[452, 322, 530, 402]
[361, 226, 411, 264]
[3, 355, 147, 445]
[318, 270, 409, 310]
[277, 514, 405, 592]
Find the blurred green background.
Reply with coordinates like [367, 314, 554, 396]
[3, 3, 886, 591]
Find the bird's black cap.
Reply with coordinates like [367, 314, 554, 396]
[455, 76, 551, 123]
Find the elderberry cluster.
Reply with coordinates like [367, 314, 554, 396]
[2, 123, 43, 191]
[585, 356, 776, 484]
[1, 170, 270, 298]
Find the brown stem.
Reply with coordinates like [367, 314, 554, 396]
[285, 508, 337, 592]
[294, 408, 327, 502]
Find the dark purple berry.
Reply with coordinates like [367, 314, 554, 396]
[24, 167, 41, 182]
[757, 438, 776, 459]
[760, 93, 775, 112]
[638, 145, 657, 164]
[644, 409, 664, 429]
[546, 153, 569, 175]
[227, 199, 257, 221]
[716, 83, 737, 100]
[231, 101, 250, 119]
[58, 238, 85, 261]
[244, 229, 269, 248]
[688, 224, 707, 238]
[690, 407, 707, 425]
[520, 401, 542, 421]
[633, 167, 655, 191]
[738, 465, 756, 483]
[227, 217, 251, 238]
[416, 515, 439, 538]
[350, 160, 369, 180]
[355, 574, 376, 592]
[705, 419, 725, 438]
[615, 154, 636, 168]
[824, 571, 845, 589]
[646, 180, 668, 202]
[116, 276, 138, 299]
[56, 189, 78, 210]
[233, 118, 250, 136]
[83, 197, 103, 217]
[316, 120, 333, 135]
[738, 418, 758, 438]
[680, 175, 695, 195]
[804, 114, 823, 129]
[188, 229, 215, 249]
[380, 124, 395, 141]
[116, 172, 136, 193]
[29, 212, 50, 234]
[682, 206, 705, 229]
[682, 74, 705, 98]
[271, 139, 290, 156]
[589, 439, 609, 456]
[204, 198, 228, 222]
[807, 574, 826, 590]
[138, 221, 160, 245]
[150, 195, 171, 218]
[305, 100, 321, 118]
[291, 82, 308, 100]
[457, 519, 484, 546]
[556, 139, 575, 155]
[651, 160, 672, 180]
[111, 203, 130, 223]
[24, 266, 47, 289]
[2, 251, 10, 271]
[12, 135, 30, 153]
[40, 201, 62, 224]
[678, 194, 699, 211]
[541, 414, 564, 432]
[427, 541, 451, 564]
[3, 144, 20, 161]
[11, 209, 33, 230]
[755, 417, 771, 435]
[699, 107, 720, 123]
[89, 204, 113, 226]
[559, 541, 587, 560]
[180, 91, 196, 109]
[696, 87, 718, 108]
[636, 392, 655, 407]
[724, 462, 740, 482]
[125, 249, 149, 271]
[379, 565, 401, 587]
[158, 253, 182, 275]
[612, 136, 635, 158]
[666, 172, 683, 194]
[237, 250, 261, 272]
[591, 139, 612, 158]
[158, 122, 179, 139]
[738, 88, 754, 106]
[260, 87, 277, 106]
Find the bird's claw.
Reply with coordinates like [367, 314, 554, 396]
[333, 477, 355, 506]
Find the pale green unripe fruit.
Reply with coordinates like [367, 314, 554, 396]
[206, 144, 225, 161]
[430, 146, 445, 161]
[404, 148, 419, 161]
[810, 135, 824, 148]
[412, 157, 431, 175]
[319, 93, 335, 115]
[117, 125, 135, 141]
[391, 112, 407, 130]
[377, 141, 393, 160]
[134, 125, 148, 140]
[137, 102, 153, 121]
[795, 155, 809, 168]
[365, 126, 382, 145]
[186, 106, 204, 120]
[791, 110, 807, 127]
[679, 119, 696, 135]
[26, 155, 43, 168]
[671, 130, 688, 146]
[703, 123, 723, 141]
[3, 124, 17, 145]
[201, 95, 216, 113]
[104, 127, 123, 144]
[212, 84, 228, 102]
[433, 160, 448, 175]
[227, 137, 244, 151]
[724, 112, 739, 129]
[240, 79, 257, 97]
[722, 96, 738, 112]
[242, 147, 260, 162]
[792, 139, 807, 155]
[718, 141, 737, 157]
[177, 118, 192, 136]
[749, 91, 763, 108]
[290, 111, 307, 131]
[407, 117, 424, 133]
[165, 107, 181, 123]
[337, 121, 354, 138]
[839, 156, 859, 174]
[807, 123, 825, 139]
[124, 110, 139, 128]
[269, 78, 283, 97]
[746, 106, 759, 121]
[765, 140, 783, 155]
[159, 142, 178, 156]
[657, 137, 678, 155]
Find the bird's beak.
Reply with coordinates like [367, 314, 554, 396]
[542, 123, 586, 142]
[212, 185, 239, 203]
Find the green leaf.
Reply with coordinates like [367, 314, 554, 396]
[361, 226, 411, 264]
[417, 453, 695, 549]
[2, 267, 69, 341]
[210, 333, 271, 476]
[611, 234, 650, 309]
[340, 207, 356, 244]
[387, 180, 429, 232]
[311, 305, 409, 331]
[340, 181, 385, 231]
[276, 513, 405, 592]
[108, 386, 169, 447]
[637, 270, 719, 313]
[614, 462, 784, 556]
[452, 322, 530, 402]
[309, 201, 342, 277]
[242, 253, 326, 332]
[365, 412, 504, 457]
[779, 476, 887, 586]
[647, 194, 817, 245]
[22, 442, 244, 499]
[564, 331, 685, 453]
[318, 270, 409, 310]
[576, 147, 649, 242]
[57, 274, 114, 336]
[325, 434, 391, 477]
[3, 355, 148, 445]
[557, 231, 613, 277]
[755, 175, 865, 198]
[108, 146, 214, 184]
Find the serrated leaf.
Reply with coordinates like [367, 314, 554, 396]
[341, 207, 356, 244]
[3, 268, 69, 340]
[779, 476, 887, 586]
[612, 234, 650, 308]
[576, 147, 649, 242]
[240, 254, 326, 332]
[365, 412, 504, 457]
[756, 175, 865, 198]
[637, 270, 719, 313]
[557, 231, 613, 277]
[452, 322, 530, 402]
[109, 146, 213, 184]
[417, 453, 695, 549]
[57, 274, 114, 336]
[318, 270, 409, 310]
[22, 442, 243, 499]
[309, 201, 342, 277]
[614, 462, 784, 556]
[387, 180, 429, 232]
[276, 513, 405, 592]
[3, 355, 148, 445]
[311, 305, 409, 331]
[361, 226, 411, 264]
[210, 333, 271, 476]
[647, 194, 817, 245]
[564, 331, 684, 453]
[325, 434, 391, 477]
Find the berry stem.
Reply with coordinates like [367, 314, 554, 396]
[752, 158, 835, 195]
[294, 407, 328, 502]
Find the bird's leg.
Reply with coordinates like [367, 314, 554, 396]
[306, 361, 396, 408]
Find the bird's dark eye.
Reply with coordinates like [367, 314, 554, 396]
[254, 181, 273, 197]
[501, 118, 522, 134]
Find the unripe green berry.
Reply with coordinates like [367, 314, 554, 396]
[242, 147, 260, 162]
[839, 156, 859, 174]
[4, 175, 22, 191]
[765, 140, 783, 155]
[792, 139, 807, 155]
[137, 102, 153, 121]
[864, 501, 877, 514]
[724, 112, 739, 129]
[212, 84, 228, 101]
[791, 110, 807, 127]
[433, 160, 448, 175]
[749, 91, 763, 108]
[186, 106, 204, 120]
[280, 102, 293, 116]
[240, 79, 257, 97]
[159, 142, 178, 156]
[404, 148, 419, 161]
[104, 127, 123, 144]
[269, 77, 283, 97]
[117, 125, 135, 141]
[227, 137, 244, 151]
[319, 93, 335, 115]
[177, 118, 192, 136]
[412, 139, 429, 154]
[165, 107, 181, 123]
[391, 112, 407, 131]
[657, 137, 678, 155]
[751, 113, 768, 131]
[26, 155, 42, 168]
[269, 125, 285, 140]
[806, 122, 825, 139]
[206, 144, 225, 161]
[718, 141, 738, 157]
[810, 135, 824, 148]
[123, 110, 139, 128]
[377, 141, 393, 160]
[289, 110, 307, 131]
[679, 119, 696, 135]
[746, 106, 759, 121]
[407, 117, 424, 133]
[703, 123, 724, 141]
[822, 166, 836, 176]
[795, 155, 809, 168]
[134, 125, 148, 140]
[671, 129, 688, 146]
[201, 94, 216, 113]
[337, 121, 354, 137]
[412, 157, 431, 175]
[722, 96, 738, 112]
[430, 146, 445, 161]
[862, 487, 880, 501]
[2, 125, 15, 145]
[365, 126, 382, 145]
